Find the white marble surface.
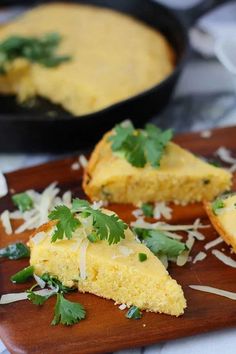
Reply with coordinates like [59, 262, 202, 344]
[1, 2, 236, 354]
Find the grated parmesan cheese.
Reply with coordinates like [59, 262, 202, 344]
[0, 171, 8, 198]
[200, 130, 212, 138]
[0, 182, 73, 235]
[204, 237, 223, 250]
[212, 249, 236, 268]
[31, 231, 47, 245]
[0, 288, 57, 305]
[71, 161, 80, 171]
[79, 238, 89, 280]
[153, 202, 172, 220]
[1, 210, 12, 235]
[118, 303, 127, 310]
[79, 154, 88, 168]
[193, 251, 207, 264]
[189, 285, 236, 300]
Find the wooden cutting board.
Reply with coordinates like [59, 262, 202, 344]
[1, 126, 236, 354]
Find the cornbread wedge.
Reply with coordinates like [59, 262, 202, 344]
[29, 219, 186, 317]
[204, 194, 236, 253]
[83, 131, 232, 205]
[0, 3, 174, 115]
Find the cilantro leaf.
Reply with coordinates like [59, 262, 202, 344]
[109, 122, 173, 168]
[0, 33, 71, 74]
[72, 198, 128, 245]
[12, 192, 33, 212]
[51, 293, 86, 326]
[27, 291, 49, 306]
[141, 203, 154, 217]
[126, 306, 142, 319]
[0, 242, 30, 260]
[49, 205, 81, 242]
[212, 198, 225, 215]
[134, 228, 187, 259]
[40, 273, 72, 294]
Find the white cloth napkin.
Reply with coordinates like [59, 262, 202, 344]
[190, 1, 236, 57]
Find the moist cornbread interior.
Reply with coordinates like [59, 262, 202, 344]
[29, 220, 186, 317]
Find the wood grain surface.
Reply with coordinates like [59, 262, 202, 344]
[1, 126, 236, 354]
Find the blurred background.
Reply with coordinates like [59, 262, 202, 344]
[0, 0, 235, 163]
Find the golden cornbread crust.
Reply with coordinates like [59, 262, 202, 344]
[29, 220, 186, 317]
[0, 3, 175, 116]
[204, 201, 236, 253]
[83, 131, 232, 204]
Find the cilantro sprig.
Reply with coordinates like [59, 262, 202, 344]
[134, 228, 187, 260]
[109, 122, 173, 168]
[51, 293, 86, 326]
[49, 205, 81, 242]
[0, 32, 71, 74]
[141, 203, 154, 217]
[49, 198, 128, 245]
[0, 242, 30, 260]
[12, 192, 33, 212]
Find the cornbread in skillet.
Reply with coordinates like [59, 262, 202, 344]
[0, 3, 175, 115]
[29, 219, 186, 317]
[204, 194, 236, 253]
[83, 131, 232, 204]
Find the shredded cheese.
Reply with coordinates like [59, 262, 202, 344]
[1, 210, 12, 235]
[212, 249, 236, 268]
[118, 303, 127, 310]
[0, 289, 56, 305]
[204, 237, 223, 250]
[189, 285, 236, 300]
[33, 274, 46, 288]
[0, 171, 8, 198]
[71, 161, 80, 171]
[0, 182, 73, 235]
[79, 154, 88, 168]
[200, 130, 212, 138]
[79, 238, 89, 280]
[193, 251, 207, 264]
[153, 202, 172, 220]
[31, 231, 47, 245]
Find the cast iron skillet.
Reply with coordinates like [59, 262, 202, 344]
[0, 0, 220, 152]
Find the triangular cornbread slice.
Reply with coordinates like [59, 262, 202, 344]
[204, 194, 236, 253]
[83, 131, 232, 205]
[29, 220, 186, 317]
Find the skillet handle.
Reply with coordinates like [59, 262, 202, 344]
[173, 0, 230, 28]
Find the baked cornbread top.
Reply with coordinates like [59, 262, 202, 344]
[0, 3, 174, 115]
[204, 194, 236, 253]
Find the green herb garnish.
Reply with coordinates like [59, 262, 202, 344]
[141, 203, 154, 217]
[49, 199, 127, 245]
[51, 293, 86, 326]
[49, 205, 81, 242]
[12, 192, 33, 212]
[134, 228, 187, 260]
[11, 265, 34, 283]
[138, 253, 147, 262]
[109, 122, 173, 168]
[0, 32, 71, 74]
[0, 242, 30, 260]
[212, 198, 225, 215]
[126, 306, 142, 319]
[27, 291, 49, 306]
[40, 273, 72, 294]
[72, 198, 128, 245]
